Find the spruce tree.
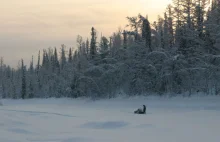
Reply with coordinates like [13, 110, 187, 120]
[166, 5, 174, 47]
[21, 59, 26, 99]
[100, 36, 109, 53]
[163, 12, 170, 49]
[29, 56, 34, 74]
[100, 36, 109, 58]
[122, 30, 128, 49]
[11, 81, 16, 99]
[68, 48, 73, 63]
[60, 44, 66, 69]
[145, 18, 152, 52]
[36, 51, 40, 74]
[90, 27, 97, 59]
[54, 47, 60, 71]
[28, 80, 34, 98]
[86, 38, 89, 56]
[42, 50, 49, 69]
[139, 14, 152, 51]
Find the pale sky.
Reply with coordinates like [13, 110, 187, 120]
[0, 0, 172, 67]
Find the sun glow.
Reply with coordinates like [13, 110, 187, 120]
[0, 0, 172, 66]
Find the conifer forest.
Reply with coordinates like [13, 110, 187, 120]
[1, 0, 220, 99]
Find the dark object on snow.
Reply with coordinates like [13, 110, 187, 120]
[134, 105, 146, 114]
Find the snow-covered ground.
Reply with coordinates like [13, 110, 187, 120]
[0, 96, 220, 142]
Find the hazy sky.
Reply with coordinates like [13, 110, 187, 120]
[0, 0, 172, 67]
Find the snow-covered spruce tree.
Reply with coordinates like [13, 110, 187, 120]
[166, 4, 174, 48]
[99, 36, 109, 58]
[78, 36, 87, 57]
[29, 56, 34, 74]
[120, 42, 147, 95]
[77, 35, 83, 54]
[39, 49, 54, 98]
[28, 80, 34, 98]
[11, 79, 17, 99]
[86, 38, 89, 57]
[53, 47, 60, 73]
[68, 48, 73, 63]
[27, 56, 35, 98]
[60, 44, 67, 70]
[42, 50, 48, 69]
[54, 46, 71, 98]
[155, 16, 164, 50]
[163, 12, 170, 50]
[0, 57, 4, 98]
[35, 50, 42, 96]
[5, 66, 13, 98]
[62, 36, 89, 98]
[90, 27, 97, 59]
[36, 51, 40, 74]
[76, 37, 90, 71]
[205, 0, 220, 54]
[21, 59, 26, 99]
[143, 16, 152, 52]
[0, 58, 10, 98]
[111, 30, 122, 57]
[70, 71, 81, 98]
[122, 30, 128, 49]
[1, 84, 6, 99]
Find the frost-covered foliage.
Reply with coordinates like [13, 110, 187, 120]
[0, 0, 220, 99]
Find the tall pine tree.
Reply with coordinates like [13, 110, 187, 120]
[21, 59, 26, 99]
[90, 27, 97, 59]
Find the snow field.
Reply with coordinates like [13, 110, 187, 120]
[0, 96, 220, 142]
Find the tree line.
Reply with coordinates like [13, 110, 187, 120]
[0, 0, 220, 99]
